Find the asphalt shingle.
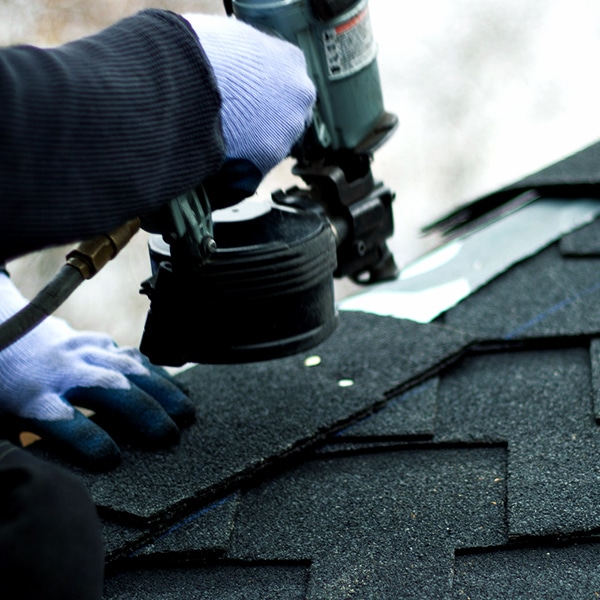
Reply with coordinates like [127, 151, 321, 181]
[453, 540, 600, 599]
[103, 563, 309, 599]
[442, 244, 600, 341]
[29, 310, 473, 564]
[227, 448, 506, 599]
[560, 219, 600, 256]
[21, 141, 600, 597]
[334, 378, 439, 441]
[434, 346, 600, 538]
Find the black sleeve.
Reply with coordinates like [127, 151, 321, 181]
[0, 9, 226, 262]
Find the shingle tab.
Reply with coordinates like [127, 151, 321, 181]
[334, 377, 439, 441]
[560, 220, 600, 256]
[434, 347, 600, 537]
[454, 540, 600, 599]
[228, 448, 506, 599]
[443, 244, 600, 340]
[103, 563, 309, 599]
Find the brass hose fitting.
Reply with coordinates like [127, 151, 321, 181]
[66, 218, 140, 279]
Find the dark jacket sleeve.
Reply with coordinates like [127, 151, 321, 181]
[0, 9, 225, 261]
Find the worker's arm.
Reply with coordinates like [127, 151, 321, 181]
[0, 10, 224, 261]
[0, 10, 315, 262]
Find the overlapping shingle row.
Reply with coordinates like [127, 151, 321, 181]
[29, 143, 600, 598]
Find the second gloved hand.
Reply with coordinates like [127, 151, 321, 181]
[0, 272, 195, 470]
[183, 13, 316, 202]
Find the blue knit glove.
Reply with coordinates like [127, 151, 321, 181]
[183, 13, 316, 203]
[0, 273, 195, 470]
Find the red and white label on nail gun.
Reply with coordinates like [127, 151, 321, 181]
[321, 6, 377, 80]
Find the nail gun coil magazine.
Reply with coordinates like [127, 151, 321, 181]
[140, 204, 339, 366]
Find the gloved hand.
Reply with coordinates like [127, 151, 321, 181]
[0, 272, 195, 471]
[183, 13, 317, 205]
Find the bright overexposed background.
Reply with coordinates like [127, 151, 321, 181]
[2, 0, 600, 348]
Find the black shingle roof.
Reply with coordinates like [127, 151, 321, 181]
[28, 141, 600, 598]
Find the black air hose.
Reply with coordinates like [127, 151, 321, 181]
[0, 218, 140, 351]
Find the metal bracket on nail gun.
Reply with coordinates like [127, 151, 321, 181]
[165, 186, 217, 269]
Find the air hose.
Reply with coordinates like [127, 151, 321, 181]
[0, 218, 140, 352]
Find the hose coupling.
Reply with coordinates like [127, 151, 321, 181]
[66, 218, 140, 279]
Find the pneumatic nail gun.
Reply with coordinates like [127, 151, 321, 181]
[139, 0, 399, 366]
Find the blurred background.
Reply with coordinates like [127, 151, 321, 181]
[2, 0, 600, 349]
